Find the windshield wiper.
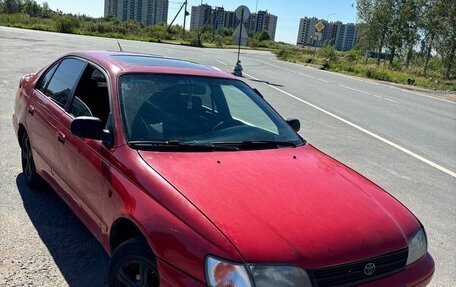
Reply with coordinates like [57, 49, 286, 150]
[212, 140, 299, 149]
[128, 140, 238, 151]
[129, 140, 187, 147]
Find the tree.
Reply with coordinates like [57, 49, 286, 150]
[41, 1, 51, 18]
[385, 0, 423, 67]
[420, 0, 442, 75]
[356, 0, 396, 66]
[23, 0, 40, 17]
[256, 30, 270, 42]
[385, 0, 404, 65]
[400, 0, 422, 68]
[2, 0, 23, 13]
[434, 0, 456, 79]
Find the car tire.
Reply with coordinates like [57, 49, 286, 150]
[108, 237, 160, 287]
[21, 132, 41, 188]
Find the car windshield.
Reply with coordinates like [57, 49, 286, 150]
[118, 74, 303, 150]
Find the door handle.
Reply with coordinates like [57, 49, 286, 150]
[57, 131, 65, 144]
[27, 106, 35, 116]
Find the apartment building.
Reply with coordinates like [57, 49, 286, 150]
[249, 10, 278, 41]
[104, 0, 168, 26]
[297, 17, 319, 46]
[297, 16, 358, 51]
[189, 4, 212, 30]
[335, 23, 357, 51]
[190, 4, 278, 41]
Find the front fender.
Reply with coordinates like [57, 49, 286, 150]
[104, 146, 243, 283]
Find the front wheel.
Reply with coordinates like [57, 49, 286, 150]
[21, 132, 41, 188]
[108, 237, 160, 287]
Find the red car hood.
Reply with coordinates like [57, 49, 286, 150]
[139, 145, 419, 268]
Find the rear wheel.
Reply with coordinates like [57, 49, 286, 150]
[108, 237, 160, 287]
[21, 133, 41, 188]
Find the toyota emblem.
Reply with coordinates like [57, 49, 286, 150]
[364, 263, 376, 276]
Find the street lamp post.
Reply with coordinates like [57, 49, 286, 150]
[327, 13, 336, 23]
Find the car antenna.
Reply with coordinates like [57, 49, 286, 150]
[117, 40, 123, 52]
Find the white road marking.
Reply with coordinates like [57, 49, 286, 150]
[243, 72, 456, 178]
[216, 59, 228, 66]
[395, 87, 456, 105]
[212, 66, 222, 71]
[383, 97, 399, 103]
[258, 60, 331, 83]
[368, 81, 381, 86]
[298, 73, 330, 83]
[338, 84, 401, 104]
[258, 60, 294, 72]
[338, 85, 371, 95]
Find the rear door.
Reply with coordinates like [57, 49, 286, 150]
[27, 58, 86, 204]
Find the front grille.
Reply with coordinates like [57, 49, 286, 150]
[311, 248, 408, 287]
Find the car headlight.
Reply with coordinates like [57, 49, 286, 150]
[249, 265, 312, 287]
[406, 228, 427, 266]
[205, 256, 253, 287]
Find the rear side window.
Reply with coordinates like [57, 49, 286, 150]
[45, 58, 86, 109]
[36, 62, 59, 92]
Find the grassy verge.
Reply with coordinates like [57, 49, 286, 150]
[0, 13, 278, 50]
[273, 46, 455, 92]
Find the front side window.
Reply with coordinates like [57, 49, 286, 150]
[45, 58, 86, 109]
[119, 74, 303, 150]
[69, 65, 110, 126]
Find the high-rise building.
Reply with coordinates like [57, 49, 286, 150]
[322, 21, 340, 46]
[248, 10, 278, 41]
[224, 11, 236, 29]
[335, 23, 357, 51]
[190, 4, 212, 30]
[264, 13, 278, 41]
[297, 17, 357, 51]
[297, 17, 319, 46]
[104, 0, 119, 19]
[189, 5, 277, 40]
[212, 7, 226, 30]
[104, 0, 168, 26]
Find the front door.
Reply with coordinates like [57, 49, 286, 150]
[59, 63, 112, 239]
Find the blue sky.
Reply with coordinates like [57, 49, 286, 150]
[35, 0, 357, 44]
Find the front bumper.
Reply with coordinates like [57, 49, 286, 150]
[156, 252, 434, 287]
[157, 258, 205, 287]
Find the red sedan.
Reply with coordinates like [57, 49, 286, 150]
[13, 51, 434, 287]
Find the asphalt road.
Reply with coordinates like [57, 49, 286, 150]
[0, 26, 455, 286]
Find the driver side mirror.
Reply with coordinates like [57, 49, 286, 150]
[70, 116, 104, 140]
[286, 118, 301, 133]
[71, 116, 114, 147]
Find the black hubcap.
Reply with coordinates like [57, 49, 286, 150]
[21, 137, 33, 177]
[116, 260, 159, 287]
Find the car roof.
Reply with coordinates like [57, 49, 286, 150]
[67, 51, 236, 79]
